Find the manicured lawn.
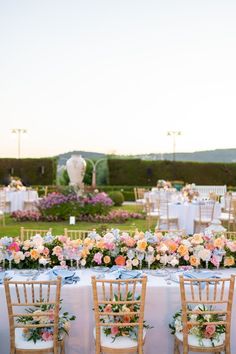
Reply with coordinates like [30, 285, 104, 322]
[0, 205, 153, 237]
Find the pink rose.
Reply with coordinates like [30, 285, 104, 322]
[93, 252, 103, 265]
[111, 326, 119, 336]
[211, 255, 220, 267]
[8, 242, 20, 252]
[52, 246, 62, 257]
[43, 247, 49, 256]
[204, 324, 216, 338]
[104, 242, 115, 251]
[24, 252, 30, 257]
[104, 304, 112, 312]
[42, 331, 53, 341]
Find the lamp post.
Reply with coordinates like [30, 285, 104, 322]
[11, 128, 27, 159]
[85, 158, 106, 188]
[167, 131, 181, 161]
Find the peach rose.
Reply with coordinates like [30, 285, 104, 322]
[104, 255, 111, 264]
[189, 255, 200, 267]
[224, 256, 235, 267]
[214, 237, 225, 249]
[177, 244, 189, 257]
[137, 239, 147, 252]
[30, 249, 40, 260]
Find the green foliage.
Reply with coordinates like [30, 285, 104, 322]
[59, 169, 70, 186]
[108, 159, 236, 186]
[108, 191, 124, 206]
[0, 158, 57, 185]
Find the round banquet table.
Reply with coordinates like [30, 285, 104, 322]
[0, 268, 235, 354]
[5, 190, 38, 212]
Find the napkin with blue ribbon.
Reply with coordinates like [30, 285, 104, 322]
[108, 269, 142, 280]
[51, 269, 80, 285]
[182, 271, 220, 288]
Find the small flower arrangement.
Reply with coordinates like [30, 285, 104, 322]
[169, 304, 225, 347]
[99, 291, 151, 341]
[17, 300, 76, 343]
[181, 184, 199, 202]
[8, 176, 26, 191]
[157, 179, 172, 190]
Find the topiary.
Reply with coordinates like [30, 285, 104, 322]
[108, 191, 124, 206]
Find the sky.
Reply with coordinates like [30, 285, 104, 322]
[0, 0, 236, 158]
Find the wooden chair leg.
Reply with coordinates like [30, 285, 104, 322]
[174, 337, 180, 354]
[60, 340, 65, 354]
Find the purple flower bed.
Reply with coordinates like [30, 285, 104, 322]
[11, 209, 144, 223]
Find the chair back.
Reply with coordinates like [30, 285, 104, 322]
[91, 276, 147, 351]
[179, 275, 235, 350]
[134, 188, 148, 201]
[4, 277, 62, 353]
[64, 229, 92, 240]
[197, 201, 215, 223]
[20, 227, 52, 242]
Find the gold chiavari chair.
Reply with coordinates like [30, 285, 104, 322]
[174, 275, 235, 354]
[64, 228, 92, 240]
[194, 201, 215, 233]
[92, 276, 147, 354]
[213, 231, 236, 241]
[20, 227, 52, 242]
[4, 277, 64, 354]
[156, 199, 179, 231]
[23, 189, 37, 211]
[220, 199, 236, 231]
[144, 200, 159, 229]
[134, 188, 148, 211]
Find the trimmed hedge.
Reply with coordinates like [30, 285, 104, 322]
[108, 159, 236, 186]
[0, 158, 57, 185]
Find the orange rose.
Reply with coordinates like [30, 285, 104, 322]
[224, 256, 235, 267]
[177, 244, 189, 257]
[189, 255, 200, 267]
[115, 255, 126, 266]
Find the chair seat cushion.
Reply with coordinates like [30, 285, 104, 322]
[93, 328, 146, 349]
[147, 211, 159, 217]
[0, 210, 4, 215]
[160, 215, 178, 220]
[220, 212, 234, 221]
[15, 328, 54, 350]
[175, 331, 225, 348]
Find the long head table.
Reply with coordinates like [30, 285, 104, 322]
[0, 268, 235, 354]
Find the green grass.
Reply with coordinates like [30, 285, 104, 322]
[0, 205, 150, 237]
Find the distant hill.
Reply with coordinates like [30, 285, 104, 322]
[56, 148, 236, 166]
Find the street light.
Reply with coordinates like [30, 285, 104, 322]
[167, 131, 181, 161]
[11, 128, 27, 159]
[85, 158, 106, 188]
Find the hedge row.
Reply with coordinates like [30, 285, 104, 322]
[0, 158, 57, 185]
[107, 159, 236, 186]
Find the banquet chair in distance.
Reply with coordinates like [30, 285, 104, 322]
[155, 229, 186, 237]
[156, 199, 179, 231]
[91, 276, 147, 354]
[23, 189, 37, 211]
[4, 277, 64, 354]
[134, 188, 148, 211]
[220, 199, 236, 231]
[212, 231, 236, 241]
[193, 201, 215, 233]
[20, 227, 52, 242]
[174, 274, 235, 354]
[144, 200, 159, 229]
[64, 228, 92, 240]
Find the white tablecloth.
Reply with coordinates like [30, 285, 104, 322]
[5, 190, 38, 212]
[0, 268, 235, 354]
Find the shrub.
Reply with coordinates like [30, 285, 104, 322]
[37, 192, 113, 220]
[108, 191, 124, 206]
